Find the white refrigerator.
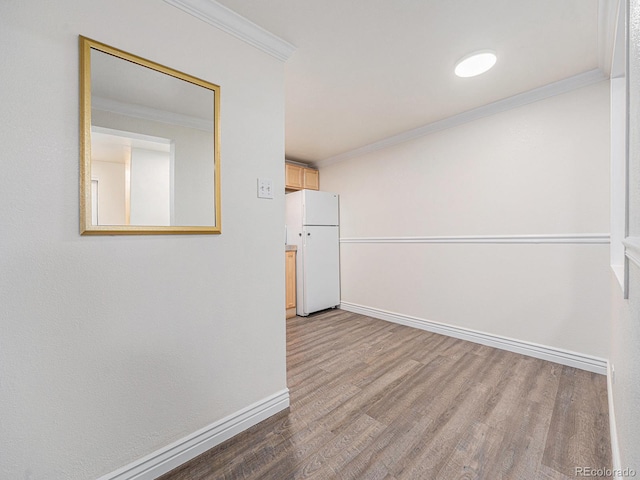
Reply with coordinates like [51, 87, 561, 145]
[286, 190, 340, 316]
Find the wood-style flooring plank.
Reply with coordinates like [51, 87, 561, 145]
[542, 366, 611, 478]
[159, 310, 611, 480]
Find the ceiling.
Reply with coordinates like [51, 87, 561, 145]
[91, 48, 213, 123]
[214, 0, 611, 164]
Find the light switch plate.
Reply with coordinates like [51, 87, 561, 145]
[257, 178, 274, 199]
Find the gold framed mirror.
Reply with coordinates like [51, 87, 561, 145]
[79, 36, 221, 235]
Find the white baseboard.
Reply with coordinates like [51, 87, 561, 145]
[607, 361, 622, 477]
[339, 302, 607, 375]
[97, 389, 290, 480]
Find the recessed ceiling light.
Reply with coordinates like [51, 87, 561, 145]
[454, 50, 497, 78]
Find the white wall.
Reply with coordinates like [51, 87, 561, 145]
[321, 81, 611, 358]
[610, 274, 640, 472]
[0, 2, 286, 479]
[92, 110, 215, 226]
[609, 0, 640, 471]
[129, 147, 171, 226]
[91, 160, 126, 225]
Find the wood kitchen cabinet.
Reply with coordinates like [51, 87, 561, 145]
[285, 249, 297, 319]
[285, 163, 319, 191]
[285, 164, 304, 190]
[303, 168, 319, 190]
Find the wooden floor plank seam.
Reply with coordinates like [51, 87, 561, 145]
[159, 310, 611, 480]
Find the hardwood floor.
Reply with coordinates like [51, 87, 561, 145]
[159, 310, 611, 480]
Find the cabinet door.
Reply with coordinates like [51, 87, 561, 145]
[285, 251, 296, 309]
[285, 164, 303, 190]
[303, 168, 319, 190]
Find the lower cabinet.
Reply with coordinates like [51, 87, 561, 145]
[285, 250, 296, 318]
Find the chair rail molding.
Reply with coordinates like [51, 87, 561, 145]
[340, 233, 611, 244]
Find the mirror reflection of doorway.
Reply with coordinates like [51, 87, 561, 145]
[90, 127, 173, 226]
[91, 179, 99, 225]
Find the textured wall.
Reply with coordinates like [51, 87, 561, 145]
[321, 82, 611, 358]
[0, 2, 287, 479]
[610, 0, 640, 471]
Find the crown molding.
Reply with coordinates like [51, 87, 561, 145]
[163, 0, 296, 62]
[315, 68, 608, 168]
[92, 96, 213, 132]
[285, 158, 312, 167]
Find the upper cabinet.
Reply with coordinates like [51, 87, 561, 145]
[285, 164, 304, 190]
[303, 168, 319, 190]
[285, 163, 319, 191]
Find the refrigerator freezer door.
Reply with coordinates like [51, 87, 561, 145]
[285, 191, 303, 245]
[302, 225, 340, 314]
[303, 190, 339, 226]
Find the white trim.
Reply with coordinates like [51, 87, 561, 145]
[340, 233, 610, 245]
[163, 0, 296, 62]
[285, 159, 313, 167]
[316, 69, 608, 168]
[92, 126, 173, 146]
[611, 74, 627, 294]
[340, 302, 607, 375]
[607, 361, 622, 478]
[611, 264, 625, 290]
[598, 0, 620, 76]
[92, 96, 214, 132]
[611, 0, 626, 78]
[623, 236, 640, 268]
[96, 389, 290, 480]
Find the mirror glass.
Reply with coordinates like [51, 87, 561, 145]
[80, 37, 221, 234]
